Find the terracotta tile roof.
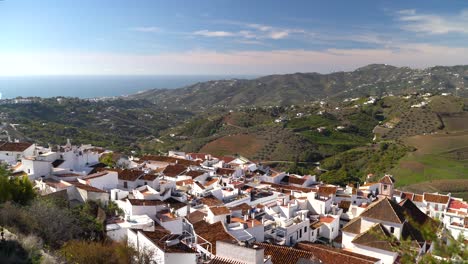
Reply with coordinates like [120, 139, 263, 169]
[209, 256, 246, 264]
[402, 192, 414, 200]
[141, 226, 196, 253]
[338, 200, 351, 213]
[352, 223, 396, 252]
[0, 142, 33, 152]
[140, 174, 158, 181]
[71, 182, 107, 193]
[413, 194, 423, 202]
[341, 217, 362, 234]
[165, 197, 187, 211]
[360, 198, 406, 224]
[424, 193, 450, 204]
[193, 221, 236, 254]
[162, 164, 187, 177]
[319, 216, 336, 224]
[185, 170, 205, 178]
[449, 199, 468, 210]
[43, 179, 69, 189]
[186, 210, 207, 224]
[127, 199, 165, 206]
[176, 179, 194, 186]
[195, 181, 206, 190]
[229, 203, 251, 214]
[318, 186, 337, 197]
[254, 242, 319, 264]
[118, 169, 145, 181]
[204, 178, 219, 187]
[295, 242, 380, 264]
[219, 156, 236, 163]
[379, 175, 395, 184]
[216, 167, 236, 176]
[200, 195, 223, 207]
[82, 172, 109, 180]
[209, 206, 231, 216]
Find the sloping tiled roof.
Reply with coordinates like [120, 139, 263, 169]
[423, 193, 450, 204]
[82, 172, 109, 180]
[379, 175, 395, 184]
[318, 186, 337, 197]
[360, 198, 406, 224]
[0, 142, 33, 152]
[295, 242, 380, 264]
[186, 210, 207, 224]
[254, 242, 319, 264]
[186, 170, 205, 178]
[118, 169, 145, 181]
[193, 221, 236, 254]
[209, 206, 231, 216]
[216, 167, 236, 176]
[352, 223, 396, 252]
[162, 164, 187, 177]
[338, 200, 351, 213]
[71, 182, 107, 193]
[341, 217, 362, 234]
[200, 195, 223, 207]
[229, 203, 251, 214]
[413, 194, 423, 203]
[140, 174, 158, 181]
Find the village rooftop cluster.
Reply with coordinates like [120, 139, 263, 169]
[1, 140, 467, 264]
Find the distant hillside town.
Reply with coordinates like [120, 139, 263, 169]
[1, 140, 467, 264]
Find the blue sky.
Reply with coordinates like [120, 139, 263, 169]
[1, 0, 468, 75]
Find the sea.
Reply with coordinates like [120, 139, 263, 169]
[0, 75, 256, 99]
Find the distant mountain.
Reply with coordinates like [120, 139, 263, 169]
[129, 64, 468, 109]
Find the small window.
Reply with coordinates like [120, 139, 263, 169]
[124, 181, 128, 188]
[144, 181, 148, 185]
[304, 226, 307, 233]
[384, 185, 388, 190]
[390, 227, 395, 233]
[299, 229, 302, 238]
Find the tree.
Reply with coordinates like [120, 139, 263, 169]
[0, 165, 35, 205]
[100, 153, 116, 167]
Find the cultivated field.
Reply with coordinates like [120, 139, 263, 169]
[391, 131, 468, 199]
[199, 134, 266, 158]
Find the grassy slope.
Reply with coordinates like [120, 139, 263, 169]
[391, 131, 468, 198]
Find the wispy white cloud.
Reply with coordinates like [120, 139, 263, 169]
[397, 9, 468, 34]
[131, 26, 162, 33]
[192, 22, 306, 41]
[193, 30, 235, 37]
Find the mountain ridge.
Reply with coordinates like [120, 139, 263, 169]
[128, 64, 468, 109]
